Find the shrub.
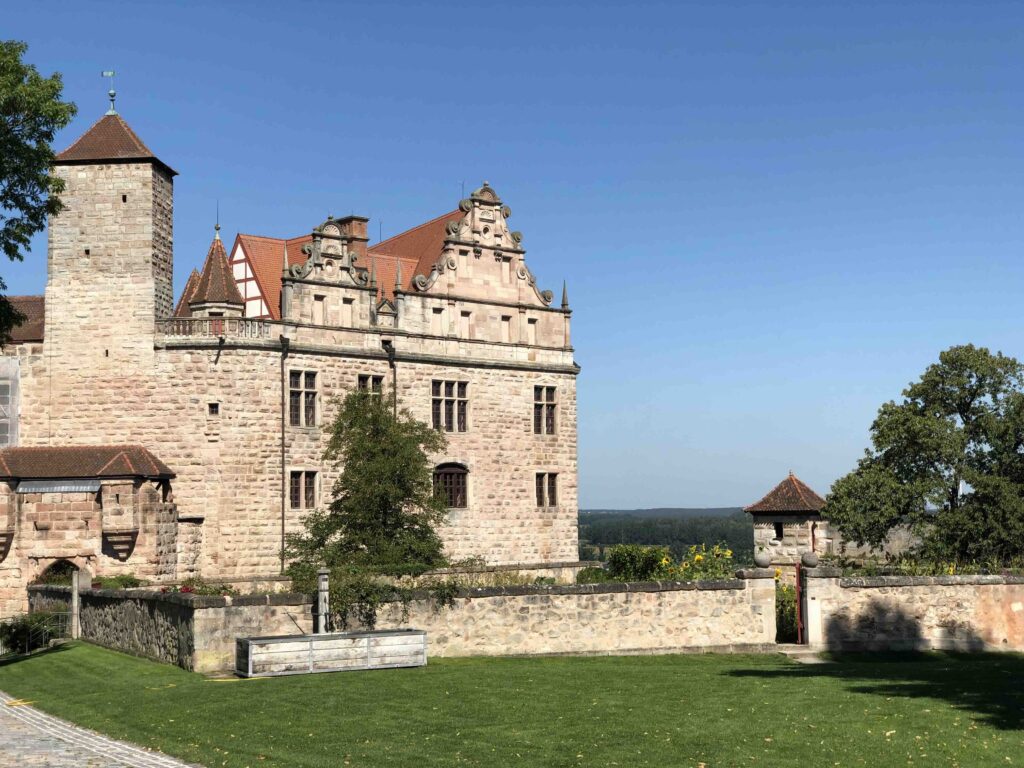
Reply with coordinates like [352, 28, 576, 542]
[160, 577, 237, 596]
[575, 566, 612, 584]
[775, 583, 798, 643]
[605, 544, 673, 581]
[91, 574, 144, 589]
[674, 543, 735, 581]
[0, 612, 60, 655]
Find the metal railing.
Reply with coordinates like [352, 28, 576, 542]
[157, 317, 271, 339]
[0, 611, 71, 657]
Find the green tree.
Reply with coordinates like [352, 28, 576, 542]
[286, 388, 451, 626]
[0, 41, 76, 340]
[824, 344, 1024, 562]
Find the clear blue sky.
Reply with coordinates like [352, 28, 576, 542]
[7, 1, 1024, 509]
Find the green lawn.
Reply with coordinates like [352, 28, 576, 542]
[2, 643, 1023, 767]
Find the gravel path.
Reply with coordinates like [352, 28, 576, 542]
[0, 690, 199, 768]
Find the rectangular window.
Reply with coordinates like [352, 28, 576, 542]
[0, 382, 12, 447]
[431, 307, 445, 335]
[460, 311, 472, 339]
[290, 471, 318, 510]
[432, 379, 468, 432]
[290, 370, 317, 427]
[341, 298, 353, 326]
[536, 472, 558, 507]
[358, 374, 384, 395]
[500, 315, 512, 343]
[534, 386, 557, 435]
[312, 295, 326, 325]
[527, 318, 538, 345]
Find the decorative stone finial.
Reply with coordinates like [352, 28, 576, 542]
[561, 280, 569, 310]
[214, 223, 221, 241]
[369, 254, 377, 288]
[394, 260, 402, 291]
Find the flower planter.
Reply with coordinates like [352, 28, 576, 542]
[236, 629, 427, 678]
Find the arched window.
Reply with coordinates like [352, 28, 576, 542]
[434, 463, 468, 509]
[34, 559, 78, 586]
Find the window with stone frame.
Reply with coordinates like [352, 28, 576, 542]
[289, 370, 318, 427]
[357, 374, 384, 396]
[0, 381, 12, 447]
[434, 463, 468, 508]
[431, 380, 468, 432]
[533, 386, 557, 435]
[535, 472, 558, 507]
[289, 470, 318, 509]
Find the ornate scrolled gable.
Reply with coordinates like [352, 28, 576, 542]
[410, 182, 553, 307]
[288, 216, 369, 287]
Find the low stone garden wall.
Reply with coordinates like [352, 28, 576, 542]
[29, 570, 776, 673]
[803, 568, 1024, 652]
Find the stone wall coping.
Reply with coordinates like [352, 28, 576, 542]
[427, 560, 597, 575]
[734, 568, 776, 580]
[29, 577, 750, 609]
[838, 574, 1024, 588]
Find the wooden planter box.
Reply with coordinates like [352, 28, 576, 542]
[235, 629, 427, 678]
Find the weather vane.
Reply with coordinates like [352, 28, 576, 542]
[102, 70, 117, 115]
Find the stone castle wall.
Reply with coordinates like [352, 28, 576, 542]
[29, 573, 776, 673]
[804, 569, 1024, 652]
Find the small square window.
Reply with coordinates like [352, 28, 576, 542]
[208, 403, 219, 416]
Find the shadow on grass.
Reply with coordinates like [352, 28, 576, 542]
[0, 642, 73, 669]
[732, 600, 1024, 730]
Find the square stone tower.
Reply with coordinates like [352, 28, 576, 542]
[41, 109, 175, 441]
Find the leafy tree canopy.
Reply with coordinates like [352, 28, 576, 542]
[0, 41, 76, 340]
[824, 344, 1024, 562]
[286, 389, 453, 627]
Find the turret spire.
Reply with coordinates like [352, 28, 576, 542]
[561, 280, 570, 310]
[394, 260, 402, 292]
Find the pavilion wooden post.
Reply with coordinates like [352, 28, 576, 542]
[70, 569, 81, 640]
[316, 568, 330, 634]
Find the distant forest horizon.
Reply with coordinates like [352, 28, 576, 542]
[577, 508, 754, 563]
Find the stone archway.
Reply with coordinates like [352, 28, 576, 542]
[32, 558, 79, 586]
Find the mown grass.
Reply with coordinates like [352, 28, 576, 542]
[2, 643, 1023, 767]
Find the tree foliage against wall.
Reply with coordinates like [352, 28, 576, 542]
[825, 344, 1024, 562]
[286, 388, 453, 627]
[0, 41, 76, 340]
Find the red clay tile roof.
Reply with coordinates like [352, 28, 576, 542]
[7, 296, 44, 343]
[744, 472, 826, 514]
[0, 445, 174, 480]
[233, 234, 311, 320]
[369, 209, 463, 293]
[54, 113, 176, 176]
[231, 208, 464, 315]
[174, 269, 201, 317]
[191, 235, 243, 307]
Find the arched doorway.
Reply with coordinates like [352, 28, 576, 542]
[33, 559, 78, 586]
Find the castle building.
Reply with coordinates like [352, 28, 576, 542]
[0, 105, 580, 615]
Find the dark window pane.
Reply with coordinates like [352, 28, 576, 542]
[372, 376, 382, 393]
[358, 374, 368, 390]
[445, 381, 454, 398]
[457, 401, 467, 432]
[305, 391, 316, 426]
[457, 382, 467, 398]
[444, 400, 454, 431]
[434, 465, 467, 508]
[534, 386, 543, 402]
[305, 472, 316, 509]
[289, 472, 301, 509]
[545, 404, 556, 434]
[534, 404, 542, 434]
[432, 399, 442, 430]
[548, 474, 558, 506]
[536, 474, 545, 507]
[432, 380, 441, 397]
[304, 371, 316, 390]
[546, 386, 556, 402]
[289, 391, 301, 426]
[289, 371, 301, 389]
